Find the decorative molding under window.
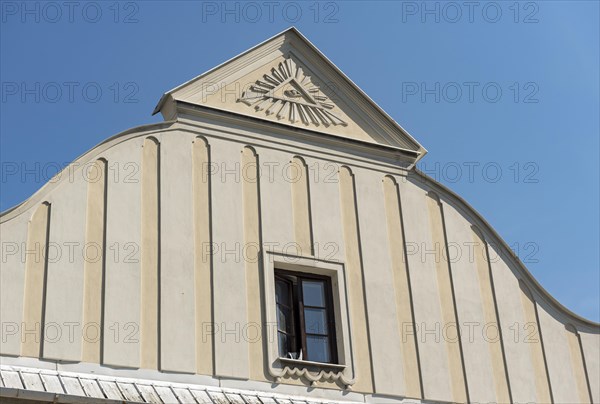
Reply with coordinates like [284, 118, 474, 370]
[262, 250, 356, 390]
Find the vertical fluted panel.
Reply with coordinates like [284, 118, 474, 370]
[519, 281, 553, 403]
[580, 332, 600, 403]
[103, 137, 142, 367]
[159, 132, 196, 372]
[353, 168, 406, 395]
[426, 193, 468, 403]
[400, 181, 453, 401]
[290, 156, 313, 256]
[566, 325, 593, 403]
[210, 137, 249, 379]
[472, 227, 511, 403]
[242, 146, 267, 381]
[43, 171, 87, 361]
[81, 159, 107, 363]
[21, 202, 50, 358]
[382, 175, 422, 399]
[193, 136, 213, 376]
[0, 213, 28, 355]
[140, 137, 159, 369]
[338, 166, 374, 393]
[489, 243, 539, 402]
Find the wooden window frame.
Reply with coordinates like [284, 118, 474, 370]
[275, 268, 338, 364]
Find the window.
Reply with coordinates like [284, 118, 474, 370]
[264, 252, 354, 387]
[275, 269, 337, 364]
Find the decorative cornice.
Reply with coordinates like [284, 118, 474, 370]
[174, 101, 420, 167]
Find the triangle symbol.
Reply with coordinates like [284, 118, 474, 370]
[239, 59, 346, 127]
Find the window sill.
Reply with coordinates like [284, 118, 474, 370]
[278, 357, 346, 370]
[276, 357, 351, 388]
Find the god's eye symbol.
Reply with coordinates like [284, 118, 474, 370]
[284, 89, 302, 98]
[238, 58, 347, 127]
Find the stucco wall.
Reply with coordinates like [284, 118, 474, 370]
[1, 117, 598, 404]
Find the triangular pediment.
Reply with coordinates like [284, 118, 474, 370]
[154, 28, 425, 158]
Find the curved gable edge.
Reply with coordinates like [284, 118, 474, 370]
[412, 169, 599, 331]
[0, 120, 177, 223]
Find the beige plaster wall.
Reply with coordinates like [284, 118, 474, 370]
[1, 120, 597, 404]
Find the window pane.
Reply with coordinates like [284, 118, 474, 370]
[278, 332, 288, 357]
[277, 305, 293, 333]
[302, 280, 325, 307]
[304, 308, 327, 335]
[276, 279, 290, 306]
[306, 335, 330, 363]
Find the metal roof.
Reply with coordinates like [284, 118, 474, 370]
[0, 365, 361, 404]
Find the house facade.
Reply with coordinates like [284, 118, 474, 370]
[1, 28, 598, 404]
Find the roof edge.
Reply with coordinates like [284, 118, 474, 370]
[414, 169, 600, 329]
[0, 120, 177, 221]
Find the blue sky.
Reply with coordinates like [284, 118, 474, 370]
[1, 1, 598, 321]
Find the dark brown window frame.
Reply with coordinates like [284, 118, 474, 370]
[274, 268, 338, 364]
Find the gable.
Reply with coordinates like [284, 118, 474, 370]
[154, 28, 426, 158]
